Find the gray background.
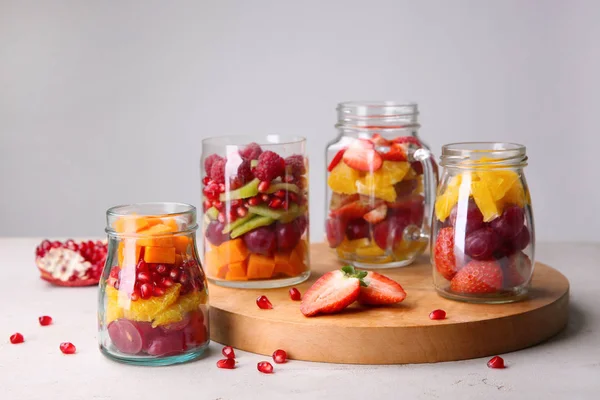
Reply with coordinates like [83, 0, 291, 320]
[1, 0, 598, 241]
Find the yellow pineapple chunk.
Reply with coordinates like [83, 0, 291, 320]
[501, 179, 526, 208]
[338, 238, 371, 252]
[327, 162, 361, 194]
[105, 286, 124, 324]
[356, 179, 397, 202]
[471, 181, 500, 222]
[476, 170, 520, 201]
[434, 174, 463, 221]
[355, 244, 387, 257]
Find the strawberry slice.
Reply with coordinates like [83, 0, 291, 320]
[370, 133, 391, 146]
[379, 143, 407, 162]
[434, 227, 458, 280]
[342, 140, 383, 172]
[329, 193, 360, 211]
[363, 204, 388, 224]
[450, 260, 503, 294]
[357, 271, 407, 305]
[300, 266, 367, 317]
[330, 200, 381, 219]
[327, 148, 347, 172]
[393, 136, 421, 146]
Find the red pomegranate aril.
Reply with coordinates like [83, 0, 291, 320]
[51, 241, 62, 248]
[237, 206, 248, 218]
[281, 200, 289, 210]
[41, 240, 51, 252]
[217, 358, 236, 369]
[130, 290, 140, 301]
[487, 356, 506, 369]
[179, 272, 190, 286]
[65, 239, 78, 251]
[429, 309, 446, 320]
[288, 192, 298, 203]
[10, 333, 24, 344]
[261, 194, 270, 202]
[153, 286, 166, 297]
[289, 287, 301, 301]
[256, 295, 273, 309]
[272, 349, 287, 364]
[257, 361, 274, 374]
[137, 271, 151, 283]
[59, 342, 76, 354]
[169, 268, 181, 281]
[229, 199, 241, 208]
[274, 190, 286, 199]
[39, 316, 53, 326]
[203, 176, 210, 185]
[228, 208, 238, 222]
[160, 277, 175, 288]
[258, 180, 271, 192]
[139, 283, 153, 299]
[218, 183, 226, 193]
[222, 346, 236, 359]
[155, 264, 169, 275]
[248, 196, 261, 206]
[213, 200, 223, 211]
[203, 199, 212, 210]
[284, 175, 295, 183]
[217, 211, 226, 223]
[268, 198, 282, 209]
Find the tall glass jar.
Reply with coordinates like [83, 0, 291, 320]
[201, 135, 310, 288]
[325, 102, 437, 268]
[98, 203, 209, 366]
[431, 143, 535, 303]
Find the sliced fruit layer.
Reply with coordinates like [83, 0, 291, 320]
[230, 216, 276, 238]
[220, 178, 260, 201]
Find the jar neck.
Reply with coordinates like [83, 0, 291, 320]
[335, 101, 420, 138]
[105, 202, 198, 237]
[440, 142, 528, 169]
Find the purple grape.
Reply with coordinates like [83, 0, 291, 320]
[107, 319, 147, 355]
[449, 199, 484, 234]
[242, 226, 276, 255]
[205, 221, 229, 246]
[275, 221, 302, 251]
[514, 226, 531, 250]
[296, 215, 308, 236]
[490, 205, 525, 239]
[345, 219, 370, 240]
[372, 213, 410, 249]
[465, 227, 500, 260]
[146, 331, 185, 356]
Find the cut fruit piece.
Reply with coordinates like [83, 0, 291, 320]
[114, 216, 150, 234]
[357, 271, 406, 305]
[363, 204, 388, 224]
[205, 207, 219, 221]
[265, 182, 300, 194]
[173, 236, 189, 254]
[250, 159, 258, 168]
[343, 141, 383, 172]
[247, 204, 295, 220]
[434, 175, 463, 222]
[328, 148, 347, 172]
[330, 200, 379, 219]
[364, 161, 411, 187]
[216, 238, 249, 265]
[471, 181, 500, 222]
[230, 216, 276, 239]
[125, 284, 182, 322]
[152, 290, 205, 327]
[500, 180, 526, 208]
[219, 178, 260, 201]
[107, 319, 144, 355]
[225, 261, 248, 281]
[143, 246, 176, 264]
[137, 224, 176, 247]
[355, 244, 386, 257]
[338, 238, 371, 253]
[105, 286, 125, 324]
[356, 180, 397, 202]
[273, 252, 294, 276]
[247, 254, 276, 279]
[476, 170, 520, 201]
[222, 213, 254, 234]
[327, 161, 361, 194]
[279, 204, 305, 223]
[329, 193, 360, 211]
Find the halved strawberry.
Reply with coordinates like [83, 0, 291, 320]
[330, 200, 381, 219]
[393, 136, 421, 146]
[434, 227, 458, 280]
[450, 260, 503, 294]
[379, 143, 407, 162]
[357, 271, 407, 305]
[342, 140, 383, 172]
[363, 204, 388, 224]
[327, 148, 347, 172]
[300, 266, 367, 317]
[329, 193, 360, 211]
[370, 133, 391, 146]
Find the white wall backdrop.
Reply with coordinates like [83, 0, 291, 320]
[1, 0, 598, 241]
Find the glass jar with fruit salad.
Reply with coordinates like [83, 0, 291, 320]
[326, 101, 437, 268]
[201, 135, 309, 288]
[432, 143, 534, 303]
[98, 203, 209, 365]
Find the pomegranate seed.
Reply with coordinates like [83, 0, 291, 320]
[153, 286, 165, 297]
[59, 342, 76, 354]
[237, 206, 248, 218]
[160, 277, 174, 288]
[289, 288, 301, 301]
[155, 264, 169, 275]
[38, 316, 53, 326]
[217, 211, 226, 223]
[288, 192, 298, 203]
[213, 200, 223, 211]
[257, 361, 274, 374]
[261, 194, 270, 202]
[9, 333, 24, 344]
[137, 271, 151, 283]
[284, 175, 295, 183]
[65, 239, 78, 251]
[230, 199, 242, 207]
[140, 283, 153, 299]
[256, 295, 273, 309]
[247, 196, 261, 206]
[41, 240, 51, 252]
[217, 358, 235, 369]
[487, 356, 506, 369]
[136, 260, 148, 272]
[222, 346, 236, 359]
[429, 309, 446, 320]
[218, 183, 226, 193]
[268, 198, 282, 209]
[203, 199, 212, 210]
[258, 181, 271, 192]
[203, 176, 210, 185]
[272, 349, 287, 364]
[130, 290, 140, 301]
[230, 177, 243, 190]
[51, 241, 62, 248]
[281, 200, 289, 210]
[274, 190, 286, 199]
[179, 272, 190, 286]
[228, 208, 238, 222]
[169, 268, 181, 281]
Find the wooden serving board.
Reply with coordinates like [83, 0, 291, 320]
[208, 243, 569, 364]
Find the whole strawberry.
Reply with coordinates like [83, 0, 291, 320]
[450, 260, 503, 294]
[434, 227, 458, 280]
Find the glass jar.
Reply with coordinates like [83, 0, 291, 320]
[325, 101, 437, 268]
[201, 135, 310, 289]
[98, 203, 209, 366]
[431, 143, 535, 303]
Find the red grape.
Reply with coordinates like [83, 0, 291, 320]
[372, 213, 410, 249]
[449, 199, 484, 234]
[205, 221, 229, 246]
[514, 226, 531, 250]
[242, 226, 276, 255]
[345, 219, 370, 240]
[464, 228, 500, 260]
[296, 215, 308, 236]
[275, 221, 301, 251]
[490, 205, 524, 239]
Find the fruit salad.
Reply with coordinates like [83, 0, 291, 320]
[326, 135, 432, 267]
[99, 207, 209, 364]
[432, 156, 534, 302]
[202, 140, 309, 288]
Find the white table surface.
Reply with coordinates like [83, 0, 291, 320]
[1, 238, 598, 399]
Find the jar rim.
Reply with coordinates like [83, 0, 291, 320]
[107, 202, 196, 217]
[201, 134, 306, 147]
[440, 142, 527, 168]
[336, 101, 420, 130]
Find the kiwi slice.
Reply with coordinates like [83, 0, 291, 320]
[279, 204, 307, 223]
[266, 183, 300, 194]
[247, 205, 288, 220]
[204, 207, 219, 221]
[222, 213, 255, 234]
[230, 215, 275, 239]
[220, 178, 260, 202]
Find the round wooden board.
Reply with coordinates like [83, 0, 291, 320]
[208, 243, 569, 364]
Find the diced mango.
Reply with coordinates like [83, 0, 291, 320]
[471, 181, 500, 222]
[204, 248, 225, 278]
[217, 239, 249, 265]
[225, 261, 248, 281]
[162, 218, 179, 232]
[144, 246, 176, 264]
[118, 239, 142, 267]
[173, 235, 190, 254]
[137, 224, 175, 247]
[273, 252, 294, 277]
[289, 250, 307, 276]
[114, 216, 149, 233]
[247, 254, 276, 279]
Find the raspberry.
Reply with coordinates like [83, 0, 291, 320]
[285, 154, 306, 177]
[239, 142, 263, 160]
[237, 159, 254, 183]
[254, 151, 285, 182]
[210, 158, 226, 184]
[204, 154, 223, 176]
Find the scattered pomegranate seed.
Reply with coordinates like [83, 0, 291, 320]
[222, 346, 236, 359]
[217, 358, 235, 369]
[272, 349, 287, 364]
[139, 283, 153, 299]
[429, 309, 446, 320]
[268, 198, 282, 209]
[38, 316, 53, 326]
[247, 196, 261, 206]
[256, 295, 273, 309]
[274, 190, 286, 199]
[258, 181, 271, 192]
[257, 361, 274, 374]
[289, 287, 301, 301]
[202, 176, 210, 185]
[487, 356, 506, 369]
[237, 206, 248, 218]
[59, 342, 76, 354]
[9, 333, 24, 344]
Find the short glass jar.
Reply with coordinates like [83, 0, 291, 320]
[431, 143, 535, 303]
[325, 101, 437, 268]
[98, 203, 209, 366]
[201, 135, 310, 288]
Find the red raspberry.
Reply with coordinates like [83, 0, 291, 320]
[285, 154, 306, 177]
[204, 154, 223, 176]
[237, 159, 254, 183]
[210, 158, 226, 184]
[239, 142, 263, 160]
[254, 151, 285, 182]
